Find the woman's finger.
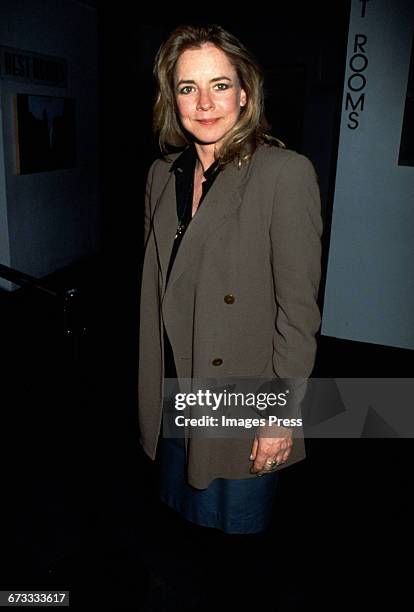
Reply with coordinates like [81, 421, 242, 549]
[249, 436, 258, 461]
[251, 440, 279, 473]
[281, 446, 293, 463]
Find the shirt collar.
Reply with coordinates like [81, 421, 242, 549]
[170, 143, 220, 181]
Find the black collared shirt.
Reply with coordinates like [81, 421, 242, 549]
[166, 143, 220, 288]
[164, 143, 221, 378]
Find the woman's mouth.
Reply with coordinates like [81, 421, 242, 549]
[197, 119, 220, 125]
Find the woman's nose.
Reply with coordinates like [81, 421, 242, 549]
[196, 90, 214, 111]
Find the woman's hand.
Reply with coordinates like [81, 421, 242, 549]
[249, 424, 293, 475]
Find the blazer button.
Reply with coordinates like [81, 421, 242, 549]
[212, 358, 223, 366]
[224, 294, 235, 304]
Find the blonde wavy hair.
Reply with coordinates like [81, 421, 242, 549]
[152, 24, 285, 169]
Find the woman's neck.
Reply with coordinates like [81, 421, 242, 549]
[194, 142, 218, 174]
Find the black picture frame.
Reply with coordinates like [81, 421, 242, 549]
[14, 94, 76, 174]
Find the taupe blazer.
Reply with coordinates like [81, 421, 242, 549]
[138, 143, 323, 489]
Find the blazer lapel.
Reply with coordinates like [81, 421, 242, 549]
[153, 157, 249, 301]
[152, 169, 177, 294]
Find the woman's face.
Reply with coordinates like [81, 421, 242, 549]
[174, 43, 247, 147]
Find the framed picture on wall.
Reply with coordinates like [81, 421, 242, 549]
[399, 34, 414, 167]
[13, 94, 76, 174]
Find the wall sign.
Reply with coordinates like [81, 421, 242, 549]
[0, 46, 67, 87]
[321, 0, 414, 351]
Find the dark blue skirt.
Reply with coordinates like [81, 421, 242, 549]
[156, 425, 279, 535]
[159, 329, 279, 534]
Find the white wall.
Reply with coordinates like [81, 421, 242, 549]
[321, 0, 414, 350]
[0, 0, 100, 290]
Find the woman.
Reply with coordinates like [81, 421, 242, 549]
[139, 24, 322, 539]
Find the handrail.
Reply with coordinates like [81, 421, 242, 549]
[0, 262, 86, 340]
[0, 263, 59, 298]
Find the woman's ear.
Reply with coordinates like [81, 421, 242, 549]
[240, 89, 247, 108]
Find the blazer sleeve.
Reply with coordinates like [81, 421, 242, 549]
[269, 153, 323, 410]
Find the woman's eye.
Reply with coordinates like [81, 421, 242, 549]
[178, 83, 230, 94]
[179, 86, 194, 95]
